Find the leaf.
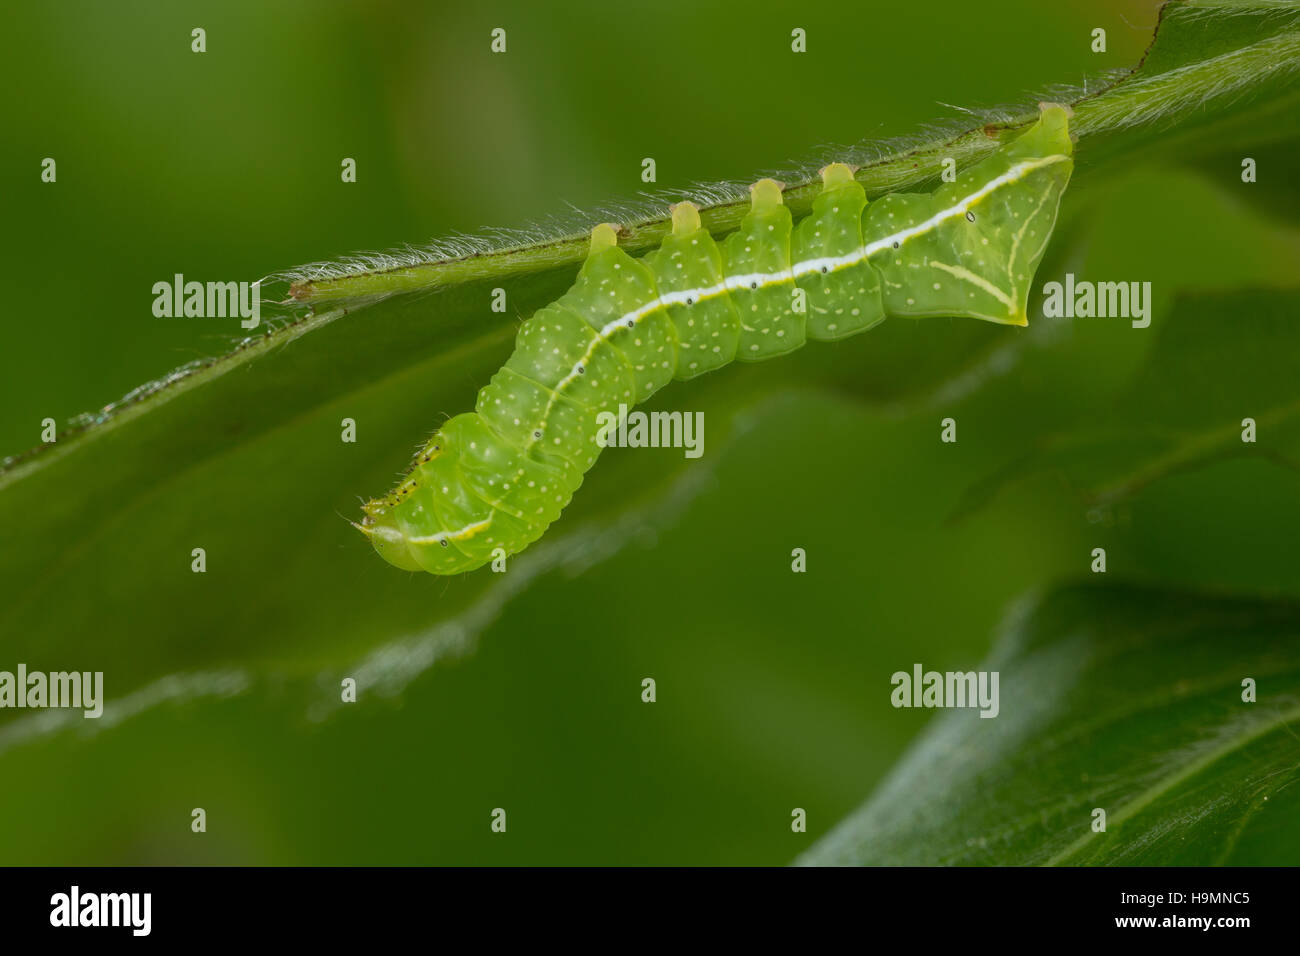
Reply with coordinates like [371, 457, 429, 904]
[956, 288, 1300, 517]
[284, 0, 1300, 305]
[2, 0, 1299, 719]
[799, 582, 1300, 866]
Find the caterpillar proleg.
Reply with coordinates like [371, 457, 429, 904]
[360, 104, 1074, 574]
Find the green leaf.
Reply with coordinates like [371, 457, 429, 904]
[799, 582, 1300, 866]
[956, 288, 1300, 517]
[4, 0, 1299, 869]
[284, 0, 1300, 304]
[2, 0, 1298, 754]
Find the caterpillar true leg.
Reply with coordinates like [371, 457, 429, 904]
[360, 104, 1074, 574]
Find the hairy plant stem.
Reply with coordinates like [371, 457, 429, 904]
[289, 3, 1300, 305]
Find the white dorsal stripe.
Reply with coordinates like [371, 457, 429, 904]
[361, 516, 493, 546]
[856, 156, 1068, 261]
[528, 153, 1069, 449]
[407, 515, 492, 545]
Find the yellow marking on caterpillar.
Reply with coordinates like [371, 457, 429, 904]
[407, 516, 493, 545]
[929, 261, 1019, 320]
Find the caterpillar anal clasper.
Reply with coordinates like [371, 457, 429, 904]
[360, 105, 1074, 574]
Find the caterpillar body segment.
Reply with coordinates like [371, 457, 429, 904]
[646, 202, 741, 380]
[723, 178, 803, 360]
[793, 162, 886, 340]
[361, 105, 1075, 573]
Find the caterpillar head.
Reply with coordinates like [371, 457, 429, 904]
[355, 500, 423, 572]
[353, 434, 448, 571]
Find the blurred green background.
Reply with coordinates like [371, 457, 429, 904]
[1, 1, 1296, 864]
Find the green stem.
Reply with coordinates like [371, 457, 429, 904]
[289, 2, 1300, 305]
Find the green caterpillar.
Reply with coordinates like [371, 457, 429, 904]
[360, 104, 1074, 574]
